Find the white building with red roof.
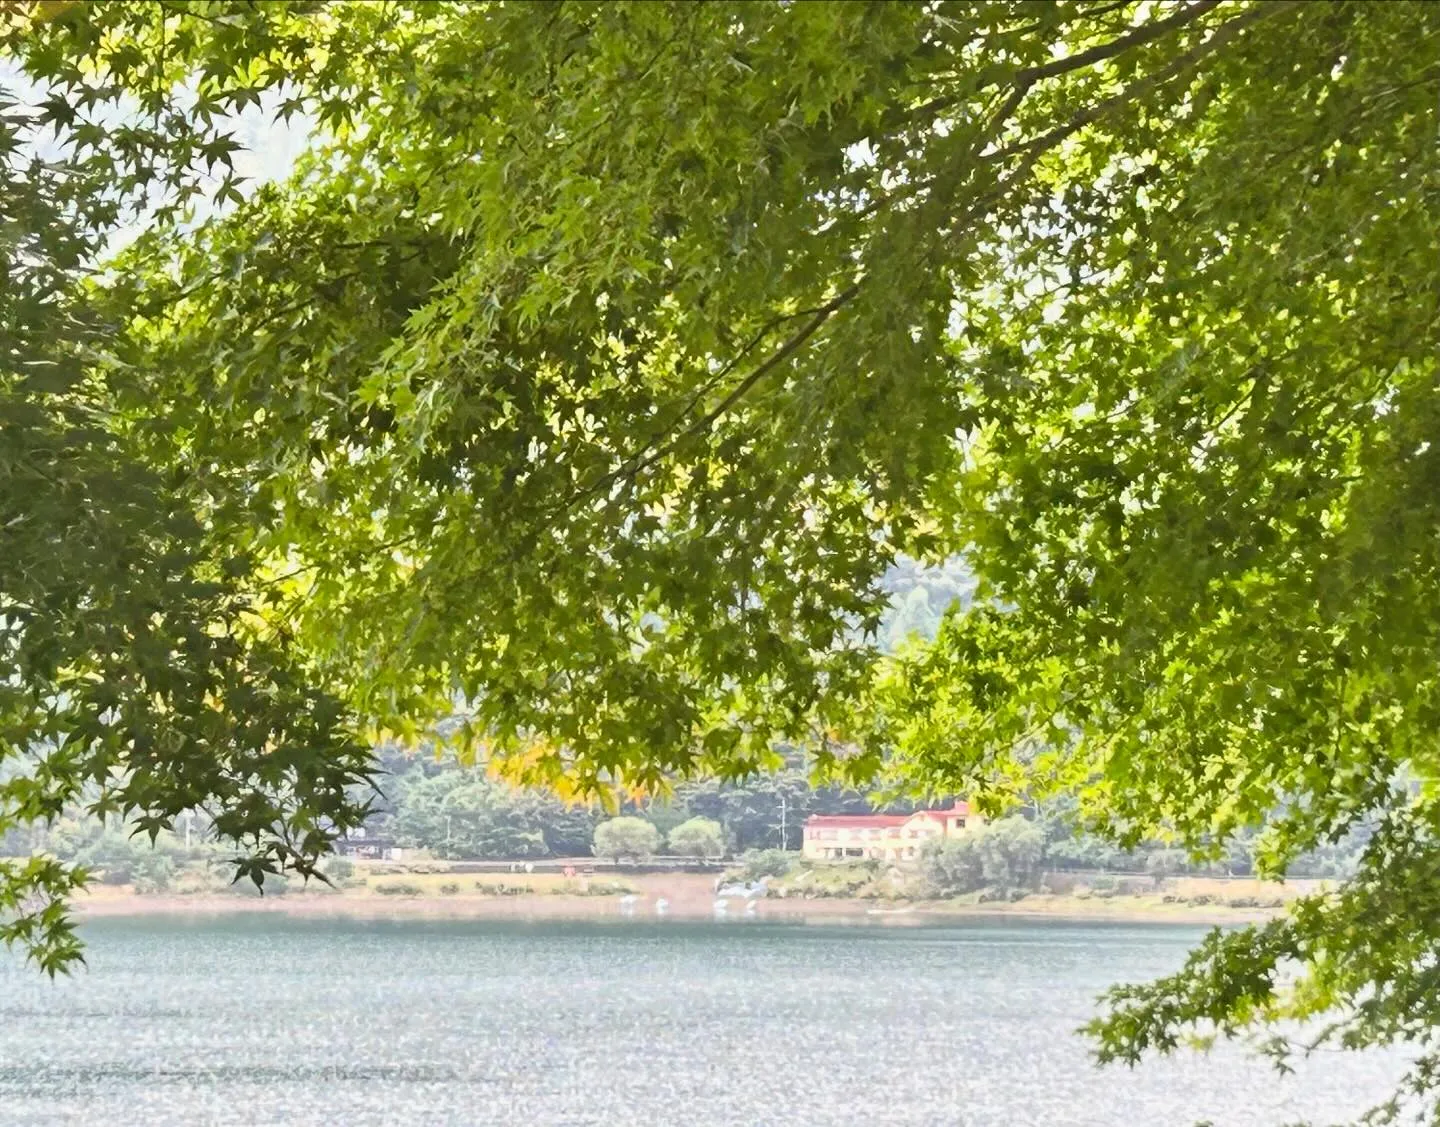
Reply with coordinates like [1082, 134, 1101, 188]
[801, 803, 978, 863]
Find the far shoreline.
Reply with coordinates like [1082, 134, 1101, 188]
[73, 885, 1281, 929]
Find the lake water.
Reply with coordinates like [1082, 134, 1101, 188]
[0, 916, 1404, 1126]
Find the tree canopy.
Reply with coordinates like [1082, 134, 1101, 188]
[665, 816, 726, 860]
[592, 816, 661, 864]
[5, 0, 1440, 1117]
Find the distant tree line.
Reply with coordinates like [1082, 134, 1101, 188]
[368, 744, 897, 859]
[2, 739, 1369, 880]
[353, 748, 1374, 877]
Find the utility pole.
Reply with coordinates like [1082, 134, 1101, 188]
[778, 791, 788, 850]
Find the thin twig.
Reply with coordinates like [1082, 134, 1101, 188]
[1019, 0, 1223, 86]
[559, 290, 860, 515]
[577, 283, 861, 510]
[893, 0, 1226, 135]
[991, 2, 1297, 165]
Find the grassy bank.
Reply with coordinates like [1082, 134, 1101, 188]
[771, 862, 1318, 910]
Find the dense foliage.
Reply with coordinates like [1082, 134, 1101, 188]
[919, 816, 1046, 898]
[4, 1, 1440, 1117]
[0, 0, 377, 972]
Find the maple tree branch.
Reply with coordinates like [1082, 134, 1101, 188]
[653, 284, 861, 457]
[652, 301, 850, 444]
[1020, 0, 1223, 86]
[993, 1, 1298, 165]
[564, 287, 861, 511]
[1076, 0, 1137, 26]
[563, 7, 1279, 515]
[895, 0, 1226, 134]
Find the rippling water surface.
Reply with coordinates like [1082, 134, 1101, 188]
[0, 916, 1405, 1125]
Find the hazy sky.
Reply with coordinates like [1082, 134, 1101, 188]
[2, 57, 313, 252]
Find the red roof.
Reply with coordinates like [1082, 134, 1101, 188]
[804, 814, 912, 829]
[804, 803, 968, 830]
